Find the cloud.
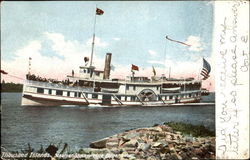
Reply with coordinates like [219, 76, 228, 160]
[113, 37, 120, 41]
[86, 37, 108, 47]
[185, 36, 204, 52]
[148, 50, 157, 56]
[44, 32, 85, 58]
[1, 32, 108, 83]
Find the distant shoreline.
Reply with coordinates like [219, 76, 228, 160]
[0, 82, 23, 92]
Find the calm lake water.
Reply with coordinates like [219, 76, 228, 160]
[1, 92, 215, 152]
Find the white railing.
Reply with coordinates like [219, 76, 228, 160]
[25, 80, 93, 92]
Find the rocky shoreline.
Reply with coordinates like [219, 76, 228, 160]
[86, 124, 215, 159]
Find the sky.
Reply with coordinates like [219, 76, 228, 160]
[1, 1, 214, 90]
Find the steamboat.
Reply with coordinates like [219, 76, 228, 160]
[21, 8, 211, 107]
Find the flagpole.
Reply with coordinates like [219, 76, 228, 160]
[28, 57, 31, 75]
[90, 5, 97, 67]
[164, 39, 167, 76]
[168, 67, 171, 79]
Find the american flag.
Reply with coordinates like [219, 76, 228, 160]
[200, 58, 211, 80]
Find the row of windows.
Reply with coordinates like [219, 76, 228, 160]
[125, 85, 160, 91]
[36, 88, 199, 101]
[37, 88, 81, 98]
[36, 88, 139, 101]
[160, 93, 199, 100]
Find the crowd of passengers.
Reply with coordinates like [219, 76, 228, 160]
[26, 74, 78, 86]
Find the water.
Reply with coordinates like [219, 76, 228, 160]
[1, 92, 215, 152]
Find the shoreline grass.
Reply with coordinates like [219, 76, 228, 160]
[164, 121, 215, 137]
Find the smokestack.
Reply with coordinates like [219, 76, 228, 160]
[103, 53, 112, 79]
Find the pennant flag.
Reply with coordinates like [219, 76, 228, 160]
[0, 70, 8, 74]
[152, 66, 156, 76]
[166, 36, 191, 47]
[96, 8, 104, 15]
[84, 57, 89, 62]
[131, 64, 139, 71]
[200, 58, 211, 80]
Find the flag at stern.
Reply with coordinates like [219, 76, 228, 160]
[200, 58, 211, 80]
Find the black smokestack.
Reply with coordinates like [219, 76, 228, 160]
[103, 53, 112, 79]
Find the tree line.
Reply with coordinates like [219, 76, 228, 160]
[1, 80, 23, 92]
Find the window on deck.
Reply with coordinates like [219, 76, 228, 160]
[56, 90, 63, 96]
[37, 88, 44, 94]
[126, 85, 129, 90]
[92, 94, 98, 99]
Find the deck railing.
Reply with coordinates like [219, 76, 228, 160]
[25, 80, 93, 92]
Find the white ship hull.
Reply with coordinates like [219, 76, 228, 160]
[21, 80, 202, 107]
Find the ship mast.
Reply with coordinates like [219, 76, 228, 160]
[90, 6, 97, 67]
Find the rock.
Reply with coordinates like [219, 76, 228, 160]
[156, 132, 166, 138]
[110, 148, 121, 154]
[177, 139, 186, 145]
[152, 142, 162, 148]
[146, 156, 158, 160]
[193, 148, 204, 157]
[106, 141, 119, 148]
[175, 145, 183, 152]
[203, 143, 215, 152]
[119, 151, 129, 159]
[123, 139, 138, 148]
[89, 137, 109, 149]
[78, 148, 109, 154]
[170, 134, 175, 140]
[179, 152, 190, 160]
[138, 143, 151, 151]
[186, 141, 193, 147]
[193, 142, 201, 148]
[169, 152, 180, 160]
[147, 127, 161, 132]
[154, 125, 164, 132]
[152, 140, 168, 149]
[184, 135, 193, 142]
[175, 131, 182, 135]
[152, 135, 159, 142]
[158, 146, 171, 154]
[122, 132, 140, 141]
[161, 125, 173, 132]
[168, 143, 175, 149]
[166, 134, 172, 140]
[45, 145, 58, 157]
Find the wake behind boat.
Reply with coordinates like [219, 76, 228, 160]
[21, 7, 212, 107]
